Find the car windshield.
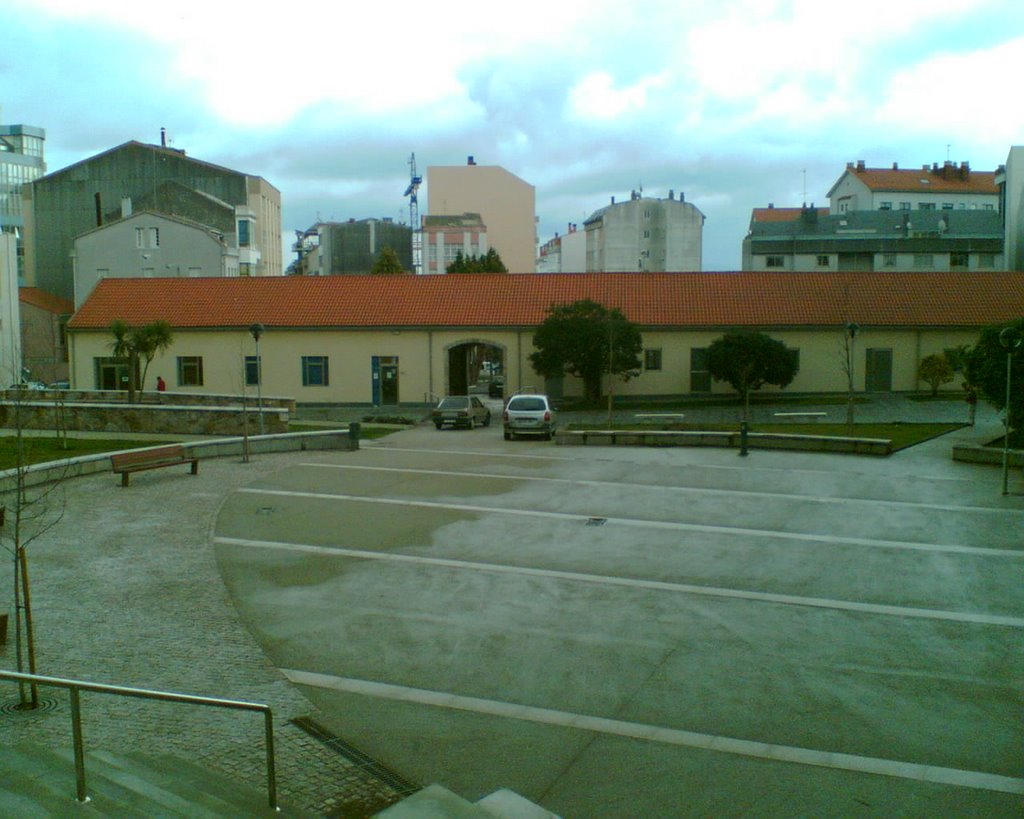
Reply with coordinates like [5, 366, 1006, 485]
[439, 397, 467, 409]
[508, 397, 545, 411]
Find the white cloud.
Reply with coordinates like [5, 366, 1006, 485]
[874, 37, 1024, 146]
[568, 72, 666, 120]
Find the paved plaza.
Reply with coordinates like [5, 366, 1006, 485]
[1, 396, 1022, 816]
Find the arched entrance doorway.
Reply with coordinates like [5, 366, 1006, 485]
[445, 341, 505, 397]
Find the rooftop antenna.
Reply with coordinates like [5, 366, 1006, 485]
[946, 143, 951, 161]
[802, 169, 807, 207]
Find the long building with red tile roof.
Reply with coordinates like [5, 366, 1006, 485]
[67, 272, 1024, 403]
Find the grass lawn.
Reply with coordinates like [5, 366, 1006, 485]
[0, 436, 181, 471]
[565, 422, 965, 451]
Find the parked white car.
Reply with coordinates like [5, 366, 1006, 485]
[503, 394, 557, 440]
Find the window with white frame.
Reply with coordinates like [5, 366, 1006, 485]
[177, 356, 204, 386]
[302, 355, 329, 386]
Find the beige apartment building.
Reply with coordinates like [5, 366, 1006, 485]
[426, 158, 535, 273]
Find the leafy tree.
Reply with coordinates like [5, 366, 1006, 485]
[706, 330, 799, 419]
[446, 248, 508, 274]
[371, 245, 407, 275]
[109, 320, 174, 402]
[530, 300, 642, 402]
[965, 318, 1024, 434]
[918, 353, 954, 396]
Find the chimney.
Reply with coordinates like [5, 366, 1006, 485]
[768, 202, 774, 209]
[467, 155, 476, 165]
[611, 196, 615, 204]
[160, 127, 166, 147]
[668, 189, 674, 200]
[856, 160, 866, 171]
[847, 162, 854, 169]
[121, 196, 132, 218]
[892, 162, 899, 170]
[960, 161, 970, 180]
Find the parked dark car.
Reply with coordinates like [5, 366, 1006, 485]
[432, 395, 492, 429]
[488, 377, 505, 398]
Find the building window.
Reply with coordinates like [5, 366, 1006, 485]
[149, 227, 160, 247]
[135, 227, 144, 248]
[912, 254, 934, 269]
[983, 204, 995, 210]
[765, 255, 785, 268]
[918, 202, 936, 211]
[644, 349, 662, 371]
[245, 355, 261, 386]
[238, 219, 251, 247]
[882, 253, 897, 267]
[690, 348, 711, 393]
[643, 229, 651, 239]
[239, 263, 252, 277]
[177, 356, 204, 386]
[950, 252, 968, 269]
[788, 348, 800, 374]
[816, 255, 829, 267]
[302, 355, 329, 386]
[879, 202, 892, 210]
[978, 253, 995, 268]
[942, 203, 954, 210]
[899, 202, 911, 210]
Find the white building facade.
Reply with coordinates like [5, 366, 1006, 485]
[584, 192, 704, 272]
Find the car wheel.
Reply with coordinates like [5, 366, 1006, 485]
[504, 431, 512, 441]
[469, 416, 476, 430]
[434, 422, 442, 430]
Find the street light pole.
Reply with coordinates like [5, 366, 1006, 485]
[999, 327, 1021, 496]
[249, 324, 265, 435]
[845, 322, 859, 428]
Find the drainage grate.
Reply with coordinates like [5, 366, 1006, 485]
[586, 517, 607, 526]
[291, 716, 420, 796]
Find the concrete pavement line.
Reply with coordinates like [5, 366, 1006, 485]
[236, 487, 1024, 560]
[215, 535, 1024, 628]
[279, 669, 1024, 796]
[301, 462, 1024, 517]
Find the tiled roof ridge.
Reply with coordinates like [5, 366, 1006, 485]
[67, 271, 1024, 332]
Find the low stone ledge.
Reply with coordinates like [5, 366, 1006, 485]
[0, 430, 356, 493]
[952, 444, 1024, 466]
[557, 429, 892, 456]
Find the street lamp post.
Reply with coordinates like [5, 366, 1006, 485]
[249, 323, 265, 435]
[845, 322, 859, 428]
[999, 327, 1021, 496]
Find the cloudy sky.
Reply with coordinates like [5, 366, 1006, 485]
[3, 0, 1023, 271]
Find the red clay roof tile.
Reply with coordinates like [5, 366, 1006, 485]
[67, 272, 1024, 331]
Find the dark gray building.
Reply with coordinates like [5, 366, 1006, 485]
[24, 140, 281, 301]
[293, 219, 413, 275]
[742, 206, 1004, 272]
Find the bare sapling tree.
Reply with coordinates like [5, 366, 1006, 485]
[1, 376, 69, 708]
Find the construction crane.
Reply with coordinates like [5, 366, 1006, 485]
[404, 153, 423, 275]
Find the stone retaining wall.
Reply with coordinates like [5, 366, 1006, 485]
[952, 444, 1024, 466]
[2, 389, 295, 411]
[0, 400, 289, 435]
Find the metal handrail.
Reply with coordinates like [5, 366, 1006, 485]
[0, 669, 277, 810]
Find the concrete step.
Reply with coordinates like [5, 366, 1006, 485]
[375, 783, 560, 818]
[0, 741, 314, 817]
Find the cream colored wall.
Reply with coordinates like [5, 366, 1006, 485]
[69, 325, 980, 402]
[427, 166, 536, 273]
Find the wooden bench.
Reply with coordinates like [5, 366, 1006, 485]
[110, 444, 199, 487]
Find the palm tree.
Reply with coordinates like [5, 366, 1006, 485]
[108, 320, 174, 402]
